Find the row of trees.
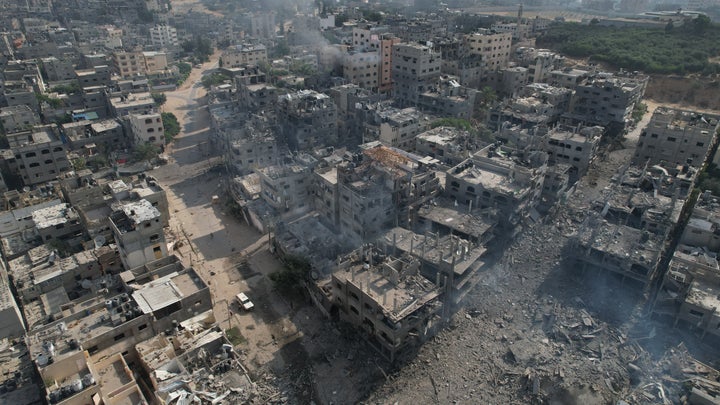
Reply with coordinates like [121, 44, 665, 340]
[537, 18, 720, 75]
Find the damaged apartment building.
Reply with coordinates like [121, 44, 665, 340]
[332, 142, 441, 245]
[277, 90, 338, 151]
[25, 255, 212, 405]
[445, 143, 547, 235]
[654, 191, 720, 340]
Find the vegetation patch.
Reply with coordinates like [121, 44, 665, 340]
[269, 255, 311, 295]
[537, 18, 720, 75]
[225, 326, 247, 346]
[161, 112, 180, 143]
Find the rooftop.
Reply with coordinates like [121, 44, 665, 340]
[334, 254, 441, 323]
[31, 202, 78, 230]
[381, 227, 486, 278]
[110, 200, 161, 233]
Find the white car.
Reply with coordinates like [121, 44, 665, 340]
[236, 293, 254, 311]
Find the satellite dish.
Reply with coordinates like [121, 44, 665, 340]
[81, 279, 92, 289]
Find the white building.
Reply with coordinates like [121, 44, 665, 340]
[129, 113, 165, 149]
[150, 25, 179, 49]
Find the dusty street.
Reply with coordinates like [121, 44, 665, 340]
[150, 54, 389, 403]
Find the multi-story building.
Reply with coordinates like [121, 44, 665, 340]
[462, 29, 513, 78]
[343, 51, 380, 91]
[331, 249, 442, 361]
[221, 44, 267, 68]
[109, 199, 167, 270]
[365, 106, 430, 150]
[109, 92, 155, 116]
[445, 145, 547, 233]
[129, 113, 165, 149]
[257, 163, 313, 216]
[417, 75, 478, 120]
[654, 192, 720, 339]
[149, 24, 178, 49]
[565, 72, 648, 135]
[249, 12, 276, 39]
[348, 26, 400, 94]
[6, 126, 70, 185]
[336, 143, 441, 244]
[0, 105, 40, 133]
[634, 107, 720, 167]
[392, 43, 441, 107]
[276, 90, 338, 150]
[414, 126, 480, 166]
[544, 126, 603, 178]
[112, 51, 168, 78]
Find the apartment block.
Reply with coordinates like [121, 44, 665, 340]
[221, 44, 267, 68]
[366, 106, 430, 150]
[149, 24, 178, 49]
[257, 164, 313, 216]
[445, 145, 547, 232]
[331, 248, 442, 361]
[129, 112, 165, 149]
[463, 29, 513, 75]
[417, 76, 478, 120]
[654, 192, 720, 339]
[249, 12, 276, 39]
[109, 199, 167, 270]
[634, 107, 720, 167]
[6, 126, 70, 185]
[336, 143, 441, 244]
[343, 51, 380, 91]
[0, 105, 40, 133]
[544, 126, 603, 177]
[565, 72, 648, 135]
[277, 90, 338, 150]
[392, 43, 441, 107]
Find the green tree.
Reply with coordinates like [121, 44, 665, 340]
[133, 143, 160, 162]
[692, 14, 711, 34]
[161, 112, 180, 142]
[176, 62, 192, 76]
[151, 92, 167, 106]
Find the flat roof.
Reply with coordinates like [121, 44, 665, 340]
[31, 203, 78, 229]
[334, 256, 440, 323]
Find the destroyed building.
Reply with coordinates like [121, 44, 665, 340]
[257, 163, 313, 218]
[335, 143, 441, 244]
[544, 125, 603, 179]
[379, 227, 488, 306]
[571, 212, 665, 289]
[416, 75, 478, 120]
[9, 244, 120, 306]
[445, 144, 547, 234]
[654, 192, 720, 339]
[634, 107, 720, 167]
[563, 72, 648, 135]
[136, 326, 254, 404]
[330, 248, 443, 361]
[277, 90, 338, 151]
[26, 255, 211, 405]
[364, 106, 431, 150]
[391, 43, 441, 107]
[414, 126, 482, 167]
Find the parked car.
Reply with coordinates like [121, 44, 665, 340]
[236, 293, 254, 311]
